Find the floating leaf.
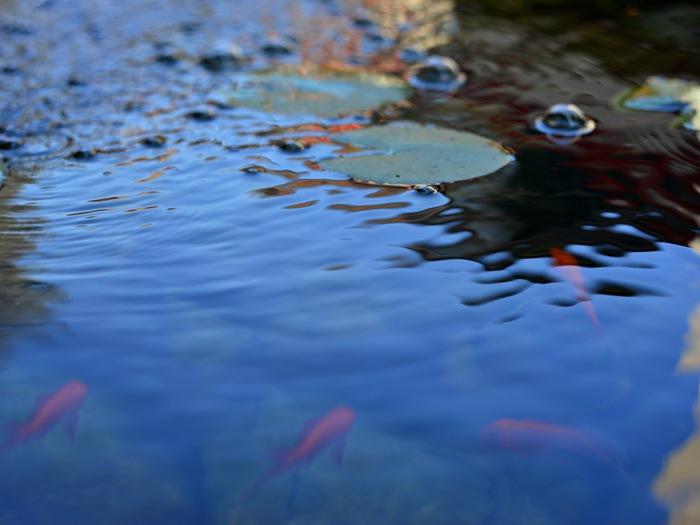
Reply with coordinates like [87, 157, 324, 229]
[675, 87, 700, 131]
[318, 122, 513, 186]
[222, 69, 410, 116]
[618, 75, 697, 113]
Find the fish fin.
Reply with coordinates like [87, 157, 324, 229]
[63, 412, 80, 441]
[330, 437, 347, 467]
[245, 465, 283, 497]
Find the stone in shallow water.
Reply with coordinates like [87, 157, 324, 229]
[318, 122, 514, 186]
[221, 68, 410, 116]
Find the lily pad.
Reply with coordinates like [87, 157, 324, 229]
[222, 69, 410, 116]
[317, 122, 513, 186]
[618, 75, 697, 113]
[675, 87, 700, 131]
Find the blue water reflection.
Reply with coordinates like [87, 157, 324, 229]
[1, 0, 700, 524]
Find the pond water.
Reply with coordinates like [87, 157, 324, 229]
[1, 0, 700, 524]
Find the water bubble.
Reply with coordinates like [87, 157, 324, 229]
[405, 56, 466, 93]
[68, 149, 96, 160]
[0, 133, 23, 150]
[139, 135, 167, 148]
[199, 42, 244, 72]
[260, 36, 296, 56]
[351, 8, 375, 29]
[276, 140, 306, 153]
[185, 110, 216, 121]
[412, 184, 439, 195]
[155, 54, 179, 66]
[532, 103, 596, 138]
[242, 165, 263, 174]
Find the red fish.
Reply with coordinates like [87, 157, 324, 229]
[250, 406, 356, 493]
[3, 380, 88, 450]
[550, 247, 601, 330]
[482, 418, 630, 479]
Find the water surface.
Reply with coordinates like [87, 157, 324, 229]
[1, 0, 700, 524]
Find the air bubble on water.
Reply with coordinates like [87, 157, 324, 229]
[405, 56, 466, 94]
[412, 184, 439, 195]
[185, 109, 216, 121]
[0, 133, 23, 150]
[260, 35, 296, 56]
[276, 140, 306, 153]
[139, 135, 167, 148]
[532, 103, 596, 139]
[199, 41, 244, 72]
[351, 8, 375, 29]
[242, 165, 263, 174]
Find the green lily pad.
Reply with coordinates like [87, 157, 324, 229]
[675, 86, 700, 131]
[618, 75, 697, 113]
[222, 69, 410, 116]
[317, 122, 514, 186]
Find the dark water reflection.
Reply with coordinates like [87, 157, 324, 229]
[0, 0, 700, 524]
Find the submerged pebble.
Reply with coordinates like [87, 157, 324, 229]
[351, 8, 375, 29]
[199, 42, 244, 72]
[532, 103, 596, 138]
[260, 36, 296, 56]
[405, 56, 466, 93]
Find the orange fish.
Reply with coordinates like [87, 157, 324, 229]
[482, 418, 629, 479]
[483, 418, 593, 452]
[250, 406, 356, 493]
[3, 380, 88, 450]
[550, 247, 600, 329]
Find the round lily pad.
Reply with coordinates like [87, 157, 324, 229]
[317, 122, 514, 186]
[675, 87, 700, 131]
[222, 69, 410, 116]
[618, 75, 697, 113]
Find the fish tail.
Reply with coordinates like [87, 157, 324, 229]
[240, 468, 278, 500]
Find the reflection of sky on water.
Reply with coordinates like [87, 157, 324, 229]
[0, 0, 699, 523]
